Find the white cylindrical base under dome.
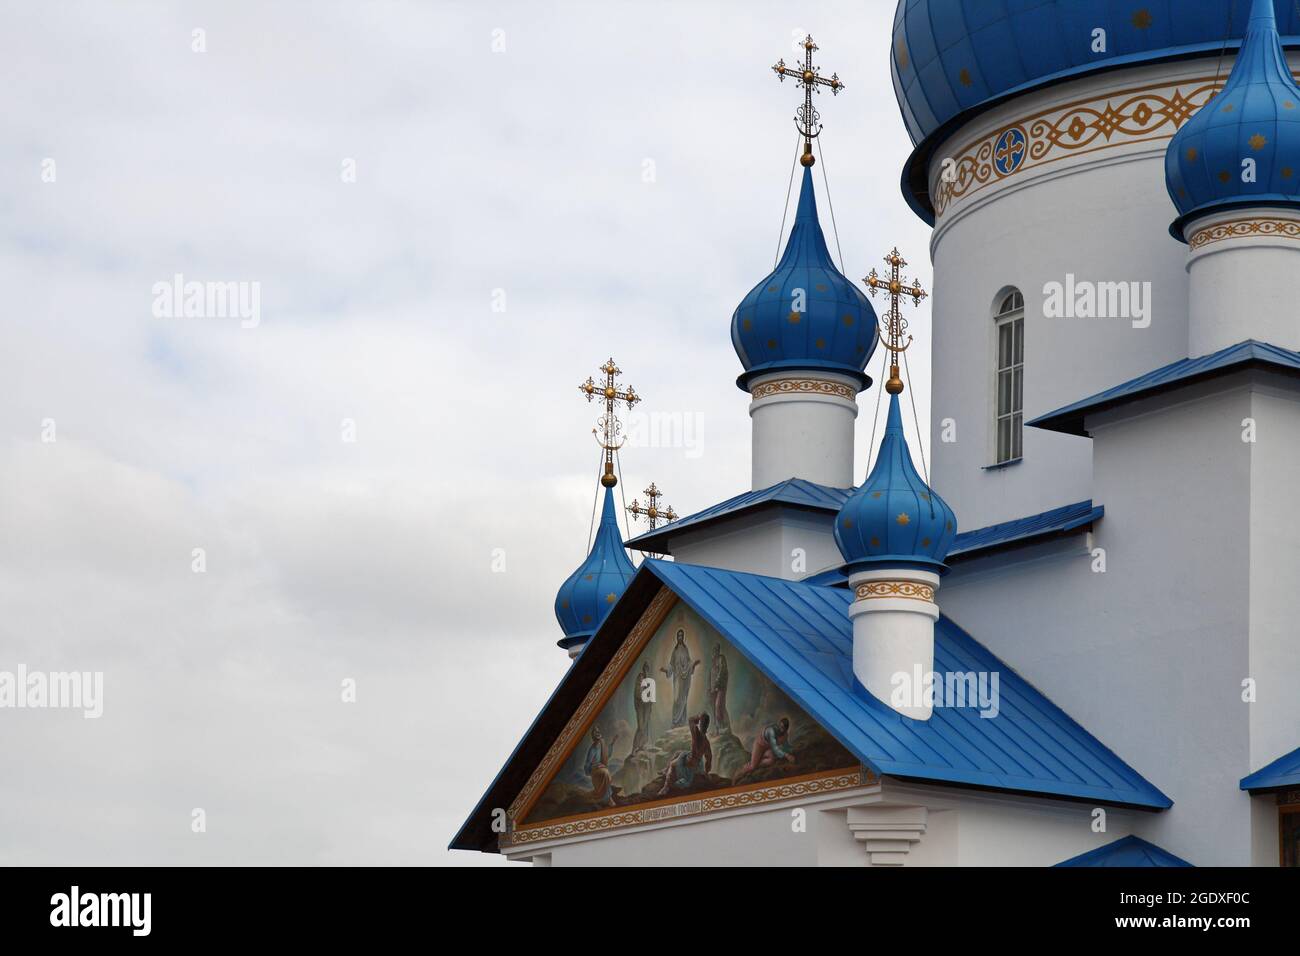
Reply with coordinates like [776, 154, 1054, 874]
[1184, 208, 1300, 357]
[847, 568, 941, 721]
[748, 371, 859, 490]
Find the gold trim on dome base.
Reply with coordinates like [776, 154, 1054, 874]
[505, 769, 870, 847]
[1188, 217, 1300, 250]
[750, 378, 856, 402]
[930, 71, 1300, 219]
[854, 580, 935, 602]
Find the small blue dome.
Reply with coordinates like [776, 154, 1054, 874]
[834, 392, 957, 573]
[731, 167, 878, 392]
[554, 485, 636, 651]
[1166, 0, 1300, 237]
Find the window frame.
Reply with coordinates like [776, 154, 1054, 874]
[992, 290, 1024, 466]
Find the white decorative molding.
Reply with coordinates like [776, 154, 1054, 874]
[846, 805, 928, 866]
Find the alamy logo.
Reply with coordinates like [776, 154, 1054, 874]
[0, 666, 102, 718]
[151, 273, 261, 328]
[890, 665, 1001, 718]
[1042, 274, 1151, 329]
[50, 886, 151, 936]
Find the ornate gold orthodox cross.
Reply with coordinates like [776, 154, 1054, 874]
[772, 34, 844, 167]
[579, 358, 640, 487]
[627, 482, 677, 530]
[864, 248, 928, 394]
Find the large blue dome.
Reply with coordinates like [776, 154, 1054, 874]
[893, 1, 1300, 222]
[1166, 0, 1300, 236]
[834, 392, 957, 573]
[731, 166, 878, 392]
[554, 486, 636, 652]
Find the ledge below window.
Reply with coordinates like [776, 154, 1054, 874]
[982, 457, 1022, 471]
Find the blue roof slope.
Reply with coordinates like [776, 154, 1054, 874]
[1055, 835, 1193, 868]
[626, 478, 852, 552]
[1241, 744, 1300, 792]
[1029, 340, 1300, 436]
[806, 500, 1102, 586]
[643, 560, 1171, 809]
[948, 500, 1102, 558]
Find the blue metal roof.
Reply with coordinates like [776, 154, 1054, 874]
[1028, 340, 1300, 436]
[1240, 744, 1300, 792]
[1166, 0, 1300, 238]
[626, 478, 853, 553]
[808, 500, 1102, 586]
[644, 560, 1171, 809]
[1055, 835, 1193, 867]
[949, 500, 1101, 558]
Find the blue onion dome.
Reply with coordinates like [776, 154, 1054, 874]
[834, 392, 957, 573]
[1167, 0, 1300, 238]
[730, 166, 879, 392]
[554, 485, 636, 652]
[893, 1, 1300, 147]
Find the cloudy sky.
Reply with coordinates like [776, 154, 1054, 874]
[0, 0, 932, 865]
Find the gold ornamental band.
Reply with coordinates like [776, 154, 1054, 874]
[506, 769, 869, 846]
[854, 580, 935, 602]
[751, 378, 856, 402]
[931, 71, 1300, 218]
[1188, 218, 1300, 250]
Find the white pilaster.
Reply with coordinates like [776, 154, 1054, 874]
[847, 568, 941, 720]
[748, 371, 859, 490]
[1185, 208, 1300, 357]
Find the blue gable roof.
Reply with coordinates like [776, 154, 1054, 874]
[1055, 835, 1193, 867]
[1241, 744, 1300, 792]
[626, 478, 853, 553]
[644, 560, 1170, 809]
[1029, 340, 1300, 436]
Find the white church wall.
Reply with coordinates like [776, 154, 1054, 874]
[923, 59, 1240, 530]
[941, 380, 1257, 864]
[667, 509, 841, 580]
[1245, 383, 1300, 774]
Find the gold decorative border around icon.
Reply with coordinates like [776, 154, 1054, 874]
[1188, 217, 1300, 250]
[507, 586, 679, 823]
[506, 769, 870, 847]
[853, 580, 935, 602]
[751, 378, 857, 402]
[930, 71, 1300, 218]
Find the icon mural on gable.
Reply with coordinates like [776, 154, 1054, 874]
[518, 603, 861, 829]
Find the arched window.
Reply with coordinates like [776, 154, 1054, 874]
[994, 290, 1024, 464]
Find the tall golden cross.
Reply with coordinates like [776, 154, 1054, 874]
[864, 248, 928, 395]
[772, 34, 844, 168]
[627, 482, 677, 530]
[579, 358, 640, 488]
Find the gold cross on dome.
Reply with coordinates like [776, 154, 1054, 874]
[579, 358, 641, 487]
[627, 482, 677, 531]
[864, 248, 928, 395]
[772, 34, 844, 167]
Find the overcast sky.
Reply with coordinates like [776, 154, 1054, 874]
[0, 0, 932, 865]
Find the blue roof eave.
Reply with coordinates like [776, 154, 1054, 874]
[1028, 340, 1300, 437]
[1240, 744, 1300, 792]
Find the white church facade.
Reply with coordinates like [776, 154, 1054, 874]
[453, 1, 1300, 867]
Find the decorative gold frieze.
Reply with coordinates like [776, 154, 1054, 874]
[853, 580, 935, 602]
[929, 72, 1300, 218]
[751, 378, 856, 402]
[1188, 217, 1300, 250]
[506, 769, 870, 846]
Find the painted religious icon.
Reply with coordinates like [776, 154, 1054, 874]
[519, 604, 860, 827]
